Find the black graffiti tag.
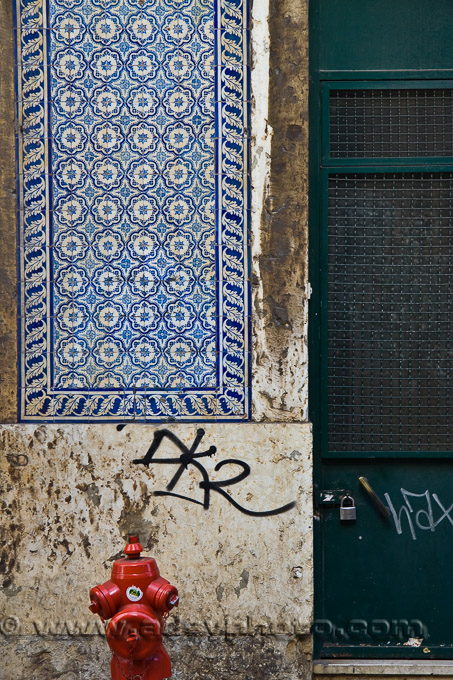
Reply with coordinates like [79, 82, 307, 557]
[130, 428, 296, 517]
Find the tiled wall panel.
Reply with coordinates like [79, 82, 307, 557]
[15, 0, 250, 420]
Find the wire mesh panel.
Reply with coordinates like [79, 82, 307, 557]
[330, 89, 453, 158]
[327, 173, 453, 452]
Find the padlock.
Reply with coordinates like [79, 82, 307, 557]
[340, 495, 357, 521]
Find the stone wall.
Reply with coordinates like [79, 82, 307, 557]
[0, 423, 313, 678]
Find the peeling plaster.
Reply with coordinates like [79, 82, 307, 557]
[234, 569, 250, 597]
[251, 0, 309, 422]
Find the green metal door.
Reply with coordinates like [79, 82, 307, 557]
[310, 0, 453, 659]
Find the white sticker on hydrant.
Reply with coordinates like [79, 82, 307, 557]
[126, 586, 143, 602]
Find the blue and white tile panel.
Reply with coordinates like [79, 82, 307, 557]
[15, 0, 250, 420]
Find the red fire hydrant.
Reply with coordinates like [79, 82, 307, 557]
[89, 535, 178, 680]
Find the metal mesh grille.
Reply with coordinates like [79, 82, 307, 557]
[328, 173, 453, 452]
[330, 89, 453, 157]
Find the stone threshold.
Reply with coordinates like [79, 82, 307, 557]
[313, 660, 453, 675]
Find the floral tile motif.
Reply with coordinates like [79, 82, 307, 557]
[15, 0, 250, 420]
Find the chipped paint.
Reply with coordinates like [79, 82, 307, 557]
[404, 638, 424, 647]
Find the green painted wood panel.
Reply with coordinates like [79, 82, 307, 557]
[317, 461, 453, 658]
[319, 0, 453, 73]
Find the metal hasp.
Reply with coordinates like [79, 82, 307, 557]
[89, 535, 178, 680]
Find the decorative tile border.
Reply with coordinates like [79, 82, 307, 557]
[15, 0, 250, 420]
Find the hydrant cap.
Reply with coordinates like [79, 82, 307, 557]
[124, 535, 143, 558]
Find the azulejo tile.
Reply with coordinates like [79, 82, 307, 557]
[15, 0, 250, 421]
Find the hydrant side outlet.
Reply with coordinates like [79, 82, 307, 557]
[89, 535, 178, 680]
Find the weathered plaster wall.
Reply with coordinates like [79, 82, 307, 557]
[0, 0, 18, 422]
[1, 424, 313, 633]
[252, 0, 309, 423]
[0, 423, 313, 678]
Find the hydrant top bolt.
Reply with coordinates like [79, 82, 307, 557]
[125, 534, 143, 558]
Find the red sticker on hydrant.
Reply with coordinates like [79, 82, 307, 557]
[126, 585, 143, 602]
